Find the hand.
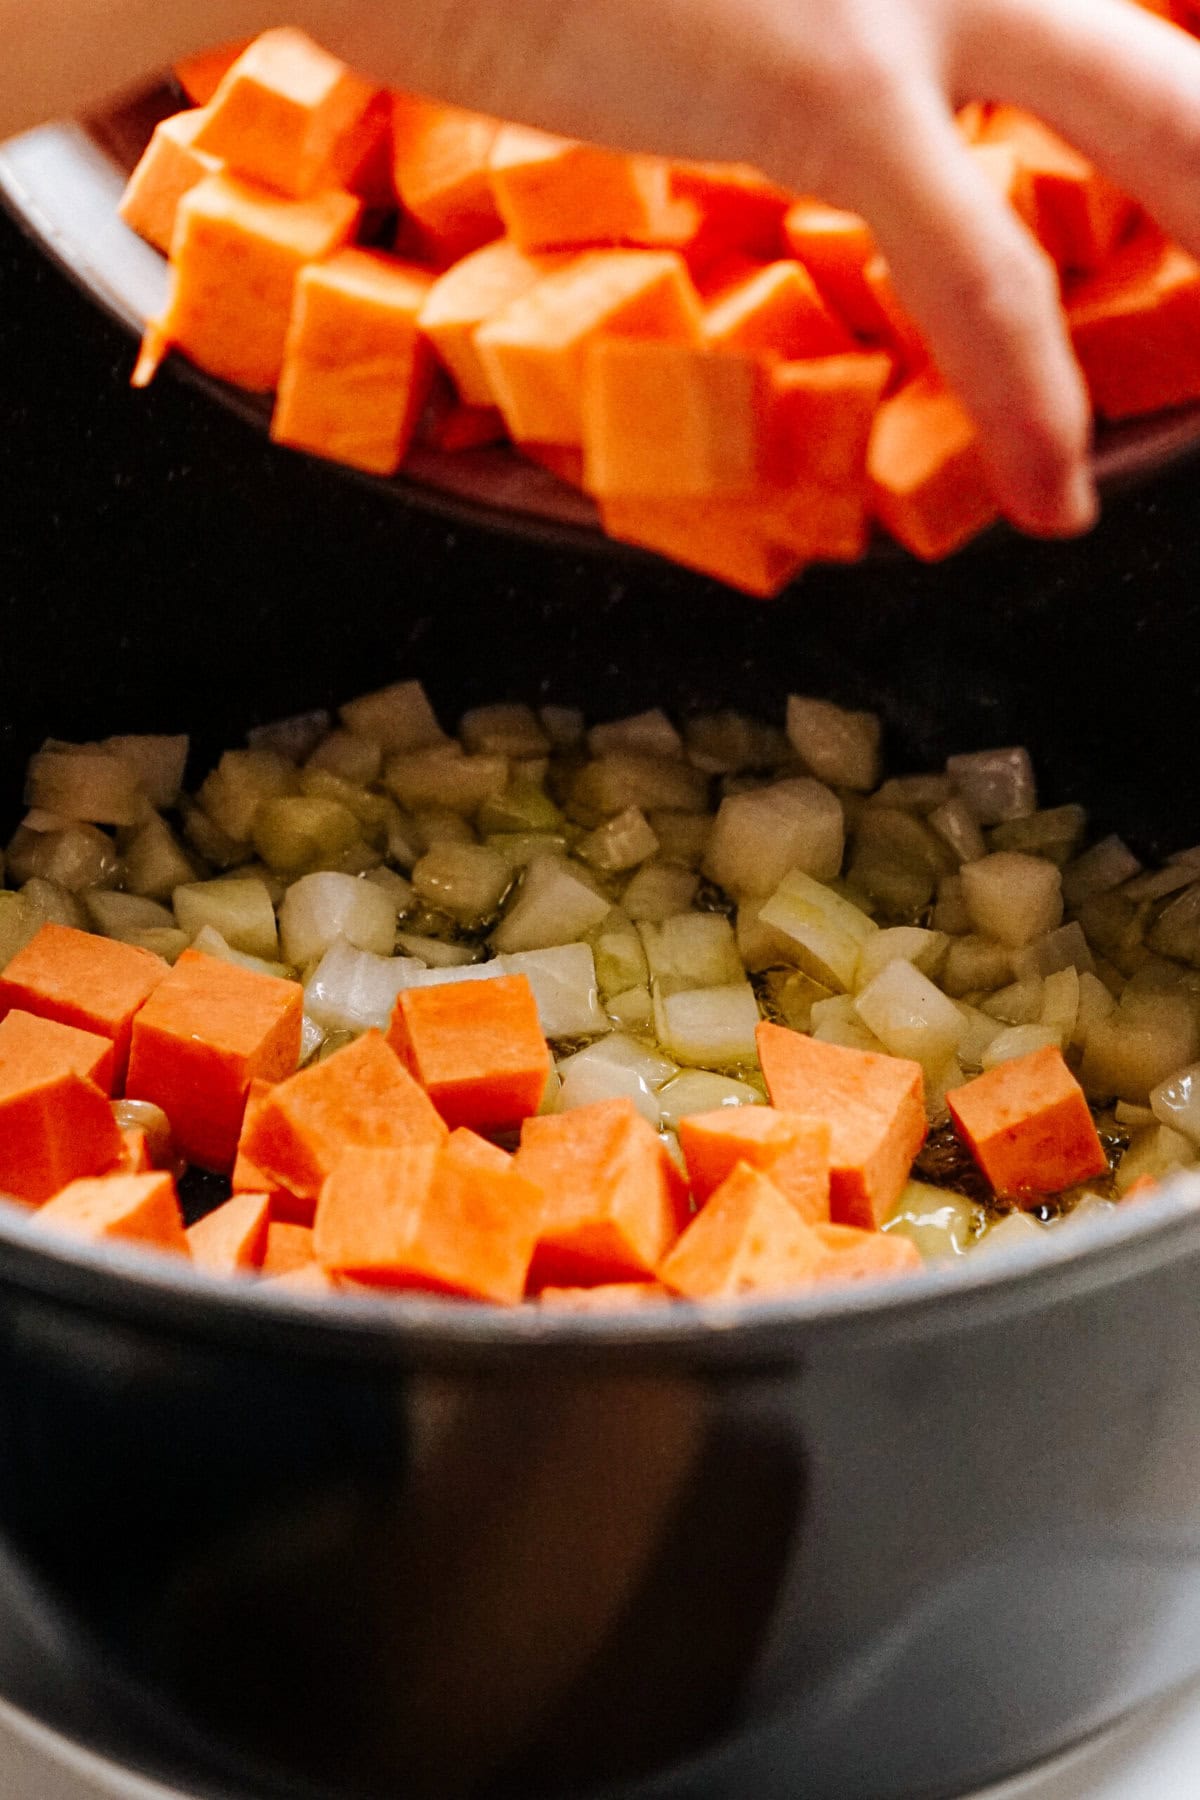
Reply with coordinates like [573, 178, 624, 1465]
[311, 0, 1200, 538]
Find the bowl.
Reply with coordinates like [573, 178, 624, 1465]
[5, 89, 1200, 555]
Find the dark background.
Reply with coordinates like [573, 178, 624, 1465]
[1, 202, 1199, 854]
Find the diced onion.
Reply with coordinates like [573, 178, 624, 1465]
[395, 931, 479, 968]
[961, 852, 1063, 948]
[605, 985, 655, 1031]
[588, 709, 683, 760]
[279, 871, 397, 968]
[653, 981, 760, 1067]
[188, 924, 289, 979]
[809, 995, 887, 1053]
[491, 856, 610, 954]
[578, 807, 659, 873]
[501, 944, 609, 1038]
[304, 938, 425, 1033]
[21, 879, 86, 931]
[704, 779, 844, 899]
[173, 877, 280, 961]
[571, 752, 708, 820]
[855, 926, 948, 991]
[927, 797, 987, 865]
[1061, 835, 1142, 910]
[558, 1058, 661, 1124]
[0, 891, 39, 968]
[102, 734, 189, 808]
[339, 680, 447, 753]
[26, 748, 147, 828]
[384, 747, 508, 815]
[980, 1023, 1063, 1069]
[786, 695, 881, 792]
[460, 703, 550, 759]
[306, 729, 383, 785]
[622, 863, 700, 923]
[946, 747, 1037, 825]
[1149, 1062, 1200, 1144]
[1081, 994, 1199, 1103]
[990, 805, 1086, 867]
[758, 868, 878, 991]
[252, 797, 362, 874]
[639, 913, 743, 990]
[854, 959, 966, 1068]
[684, 711, 787, 775]
[974, 1212, 1046, 1254]
[86, 891, 175, 942]
[884, 1181, 982, 1258]
[657, 1069, 763, 1128]
[412, 843, 511, 925]
[199, 749, 297, 845]
[539, 705, 585, 749]
[123, 816, 198, 900]
[247, 711, 331, 766]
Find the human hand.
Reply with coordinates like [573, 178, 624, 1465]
[310, 0, 1200, 538]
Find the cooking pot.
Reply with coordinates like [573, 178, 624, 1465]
[4, 197, 1200, 1800]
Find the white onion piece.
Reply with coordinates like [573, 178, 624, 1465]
[1114, 1100, 1157, 1128]
[1061, 834, 1142, 910]
[735, 901, 801, 975]
[124, 816, 197, 900]
[174, 877, 279, 961]
[385, 747, 508, 815]
[246, 711, 332, 766]
[588, 709, 684, 760]
[785, 696, 881, 791]
[572, 751, 709, 821]
[592, 923, 649, 996]
[974, 1212, 1046, 1255]
[942, 936, 1013, 998]
[1150, 1063, 1200, 1144]
[925, 1056, 965, 1126]
[684, 711, 787, 775]
[657, 1069, 763, 1128]
[932, 873, 971, 935]
[539, 705, 584, 749]
[1039, 966, 1080, 1043]
[639, 913, 742, 990]
[927, 797, 987, 864]
[460, 703, 549, 759]
[961, 852, 1063, 948]
[990, 805, 1086, 865]
[758, 869, 878, 991]
[1072, 972, 1115, 1050]
[501, 944, 609, 1038]
[854, 959, 967, 1068]
[946, 747, 1036, 824]
[1116, 1123, 1192, 1193]
[873, 774, 955, 814]
[102, 734, 189, 808]
[653, 981, 759, 1067]
[413, 810, 477, 850]
[199, 749, 297, 845]
[809, 996, 887, 1053]
[622, 864, 700, 922]
[412, 842, 511, 925]
[306, 729, 383, 785]
[188, 925, 290, 980]
[980, 978, 1045, 1025]
[981, 1023, 1063, 1069]
[647, 810, 710, 868]
[0, 892, 39, 968]
[300, 1013, 326, 1064]
[21, 879, 86, 931]
[849, 808, 948, 915]
[6, 823, 119, 892]
[557, 1058, 660, 1124]
[491, 856, 609, 953]
[884, 1181, 981, 1258]
[340, 680, 446, 752]
[304, 939, 425, 1033]
[1012, 921, 1095, 981]
[26, 749, 147, 828]
[955, 1004, 1004, 1070]
[395, 932, 479, 968]
[279, 871, 397, 967]
[606, 985, 654, 1032]
[578, 807, 659, 873]
[1121, 865, 1197, 903]
[1081, 995, 1199, 1103]
[705, 778, 844, 899]
[488, 831, 570, 870]
[855, 926, 948, 991]
[86, 891, 175, 941]
[559, 1033, 678, 1090]
[111, 1098, 175, 1166]
[1145, 884, 1200, 965]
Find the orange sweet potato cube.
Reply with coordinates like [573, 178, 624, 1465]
[314, 1135, 544, 1302]
[659, 1163, 829, 1299]
[538, 1281, 671, 1309]
[1068, 231, 1200, 421]
[126, 949, 303, 1173]
[516, 1096, 689, 1288]
[193, 28, 378, 199]
[241, 1030, 448, 1202]
[262, 1220, 318, 1275]
[979, 106, 1133, 273]
[33, 1171, 188, 1254]
[233, 1076, 311, 1222]
[0, 1006, 116, 1096]
[756, 1023, 927, 1229]
[669, 161, 791, 263]
[391, 94, 503, 264]
[599, 495, 806, 597]
[678, 1105, 831, 1222]
[489, 126, 690, 254]
[0, 922, 167, 1087]
[702, 258, 853, 357]
[0, 1063, 122, 1205]
[868, 372, 999, 560]
[418, 238, 568, 407]
[387, 974, 551, 1133]
[782, 201, 884, 336]
[141, 172, 362, 393]
[272, 249, 435, 475]
[119, 109, 223, 256]
[187, 1191, 272, 1273]
[947, 1046, 1108, 1200]
[812, 1222, 924, 1283]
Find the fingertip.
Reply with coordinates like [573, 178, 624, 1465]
[997, 457, 1099, 540]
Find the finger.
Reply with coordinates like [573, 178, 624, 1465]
[840, 93, 1096, 538]
[959, 0, 1200, 256]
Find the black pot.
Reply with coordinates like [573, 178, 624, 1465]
[5, 204, 1200, 1800]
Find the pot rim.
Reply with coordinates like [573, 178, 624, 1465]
[0, 1173, 1196, 1367]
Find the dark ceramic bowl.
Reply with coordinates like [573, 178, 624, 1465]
[5, 91, 1200, 556]
[4, 90, 1200, 1800]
